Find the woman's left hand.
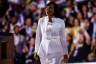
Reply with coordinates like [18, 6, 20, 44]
[62, 54, 68, 63]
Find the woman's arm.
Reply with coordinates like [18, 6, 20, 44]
[34, 18, 42, 53]
[34, 18, 42, 60]
[59, 19, 68, 55]
[59, 19, 68, 63]
[83, 29, 90, 45]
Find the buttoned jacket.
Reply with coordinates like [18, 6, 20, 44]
[35, 16, 68, 58]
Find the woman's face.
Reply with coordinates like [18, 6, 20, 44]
[26, 18, 32, 26]
[77, 12, 83, 20]
[67, 1, 71, 7]
[93, 7, 96, 14]
[31, 4, 36, 12]
[73, 19, 79, 27]
[29, 38, 35, 46]
[45, 4, 55, 16]
[82, 5, 87, 12]
[14, 27, 19, 34]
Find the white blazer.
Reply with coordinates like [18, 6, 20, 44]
[35, 16, 68, 58]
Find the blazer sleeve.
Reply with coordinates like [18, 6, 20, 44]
[59, 20, 68, 55]
[35, 18, 42, 53]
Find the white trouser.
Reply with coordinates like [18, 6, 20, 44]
[39, 53, 63, 64]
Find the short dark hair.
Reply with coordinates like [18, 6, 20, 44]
[13, 25, 19, 30]
[46, 2, 61, 18]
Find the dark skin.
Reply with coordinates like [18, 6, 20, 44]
[14, 26, 19, 35]
[34, 4, 68, 63]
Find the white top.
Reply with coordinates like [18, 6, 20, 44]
[14, 34, 20, 46]
[9, 22, 21, 33]
[35, 16, 68, 58]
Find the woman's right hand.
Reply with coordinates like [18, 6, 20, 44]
[21, 25, 26, 29]
[34, 53, 39, 60]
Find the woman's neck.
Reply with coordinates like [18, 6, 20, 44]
[48, 15, 54, 22]
[30, 44, 34, 48]
[74, 26, 79, 28]
[48, 15, 53, 19]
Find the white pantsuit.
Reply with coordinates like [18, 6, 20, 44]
[40, 52, 63, 64]
[35, 16, 68, 64]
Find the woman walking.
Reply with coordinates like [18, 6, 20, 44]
[34, 2, 68, 64]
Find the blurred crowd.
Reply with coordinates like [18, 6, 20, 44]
[0, 0, 96, 64]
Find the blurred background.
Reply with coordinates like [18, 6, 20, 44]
[0, 0, 96, 64]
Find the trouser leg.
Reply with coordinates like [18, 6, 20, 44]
[40, 53, 63, 64]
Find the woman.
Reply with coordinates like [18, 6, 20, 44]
[22, 36, 35, 64]
[71, 18, 81, 43]
[34, 2, 68, 64]
[20, 17, 34, 40]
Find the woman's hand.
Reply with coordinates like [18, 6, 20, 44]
[21, 25, 26, 29]
[22, 45, 28, 53]
[34, 53, 39, 60]
[64, 54, 68, 63]
[61, 54, 68, 63]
